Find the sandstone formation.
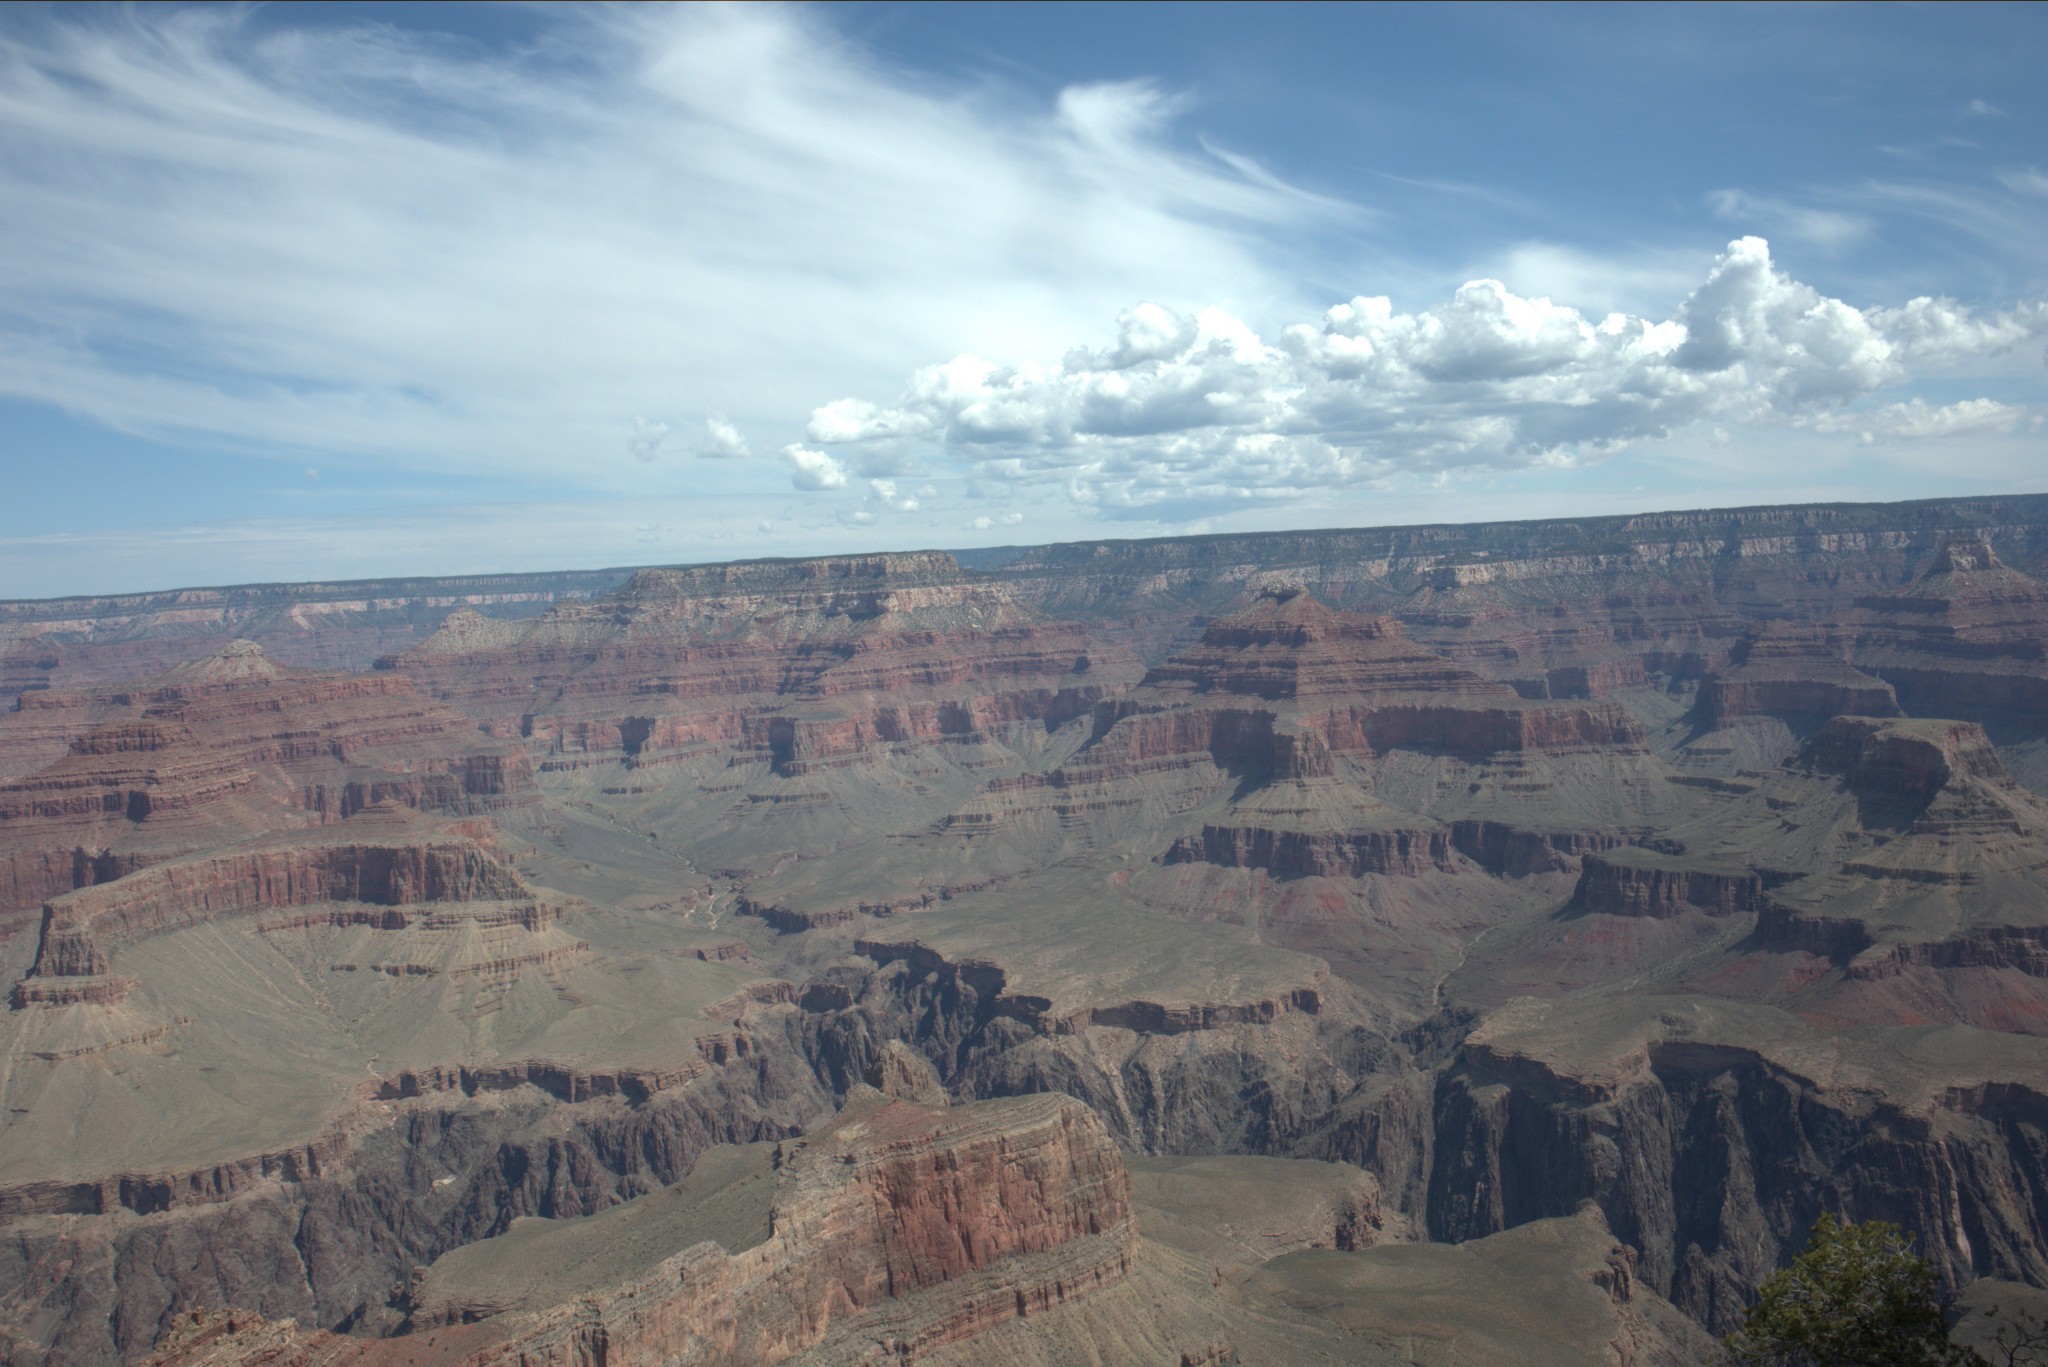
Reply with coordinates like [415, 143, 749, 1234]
[0, 641, 531, 917]
[136, 1091, 1133, 1367]
[379, 555, 1140, 775]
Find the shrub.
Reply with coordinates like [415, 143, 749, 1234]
[1720, 1212, 1982, 1367]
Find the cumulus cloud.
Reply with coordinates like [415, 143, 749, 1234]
[783, 444, 847, 491]
[809, 237, 2043, 515]
[696, 416, 751, 459]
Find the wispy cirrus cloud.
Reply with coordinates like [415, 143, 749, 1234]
[0, 3, 1337, 487]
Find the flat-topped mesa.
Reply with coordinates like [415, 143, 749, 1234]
[21, 835, 532, 984]
[1572, 851, 1773, 919]
[1082, 591, 1644, 775]
[1799, 715, 2016, 813]
[1141, 590, 1486, 703]
[1699, 624, 1901, 727]
[1167, 822, 1461, 879]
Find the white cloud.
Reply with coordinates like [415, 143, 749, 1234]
[2000, 168, 2048, 197]
[0, 5, 1334, 487]
[783, 444, 847, 490]
[696, 416, 750, 459]
[1807, 397, 2026, 442]
[628, 417, 670, 461]
[1707, 189, 1870, 250]
[808, 237, 2044, 515]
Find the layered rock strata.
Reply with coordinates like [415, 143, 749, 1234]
[0, 642, 531, 915]
[380, 556, 1142, 774]
[136, 1092, 1134, 1367]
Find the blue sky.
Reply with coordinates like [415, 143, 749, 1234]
[2, 1, 2044, 597]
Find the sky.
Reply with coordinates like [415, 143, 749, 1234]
[1, 1, 2045, 599]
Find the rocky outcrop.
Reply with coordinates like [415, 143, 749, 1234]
[1573, 854, 1772, 918]
[1166, 823, 1460, 878]
[0, 644, 533, 915]
[380, 556, 1145, 775]
[21, 837, 529, 983]
[1846, 539, 2048, 728]
[465, 1095, 1132, 1367]
[1700, 625, 1901, 726]
[1423, 1031, 2048, 1335]
[133, 1094, 1134, 1367]
[1448, 819, 1638, 875]
[1801, 714, 2013, 807]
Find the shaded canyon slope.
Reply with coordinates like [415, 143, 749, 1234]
[5, 492, 2048, 1365]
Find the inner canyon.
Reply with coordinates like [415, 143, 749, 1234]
[6, 493, 2048, 1365]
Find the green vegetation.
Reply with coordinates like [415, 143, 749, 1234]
[1721, 1213, 1980, 1366]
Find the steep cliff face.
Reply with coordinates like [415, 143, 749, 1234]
[459, 1094, 1133, 1367]
[21, 835, 531, 986]
[1574, 853, 1771, 918]
[1420, 1014, 2048, 1335]
[122, 1091, 1133, 1367]
[5, 1041, 838, 1367]
[1700, 625, 1901, 727]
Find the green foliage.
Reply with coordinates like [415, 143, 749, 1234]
[1720, 1212, 1984, 1367]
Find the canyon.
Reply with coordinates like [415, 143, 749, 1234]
[4, 491, 2048, 1364]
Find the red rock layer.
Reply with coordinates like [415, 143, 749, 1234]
[1063, 594, 1644, 795]
[0, 643, 532, 915]
[454, 1094, 1134, 1367]
[1446, 820, 1639, 876]
[140, 1095, 1134, 1367]
[1846, 540, 2048, 724]
[1699, 625, 1901, 726]
[23, 838, 529, 982]
[380, 556, 1143, 772]
[1573, 855, 1772, 919]
[1167, 824, 1461, 879]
